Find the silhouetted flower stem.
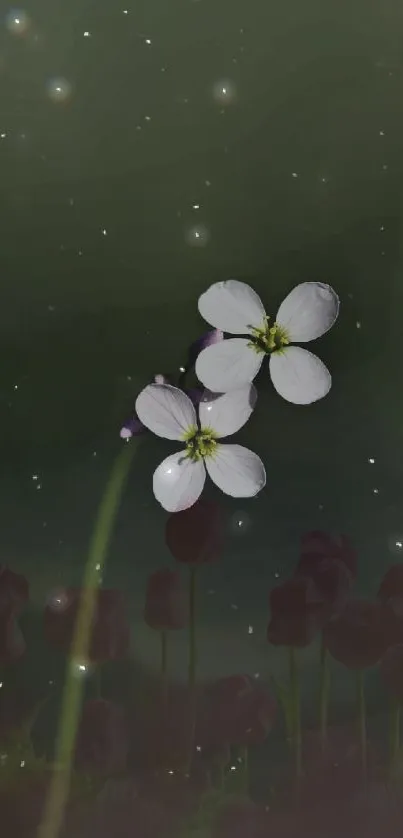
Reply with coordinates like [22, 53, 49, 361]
[356, 669, 367, 781]
[319, 636, 330, 751]
[289, 646, 302, 797]
[37, 441, 137, 838]
[188, 566, 197, 689]
[186, 566, 197, 773]
[160, 630, 168, 705]
[389, 695, 400, 776]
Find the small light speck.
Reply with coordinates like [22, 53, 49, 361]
[95, 563, 101, 571]
[205, 180, 211, 187]
[144, 115, 151, 121]
[32, 474, 39, 481]
[0, 133, 6, 139]
[373, 488, 379, 495]
[20, 760, 25, 768]
[123, 9, 128, 13]
[248, 625, 254, 634]
[168, 770, 174, 775]
[368, 457, 375, 464]
[253, 672, 260, 679]
[0, 682, 3, 689]
[291, 172, 299, 178]
[274, 572, 280, 578]
[382, 164, 388, 171]
[356, 321, 361, 329]
[396, 541, 403, 549]
[101, 228, 107, 236]
[192, 203, 200, 210]
[144, 38, 152, 45]
[380, 225, 385, 231]
[196, 745, 201, 752]
[379, 130, 385, 136]
[83, 31, 91, 37]
[179, 366, 186, 373]
[230, 765, 237, 771]
[13, 384, 18, 390]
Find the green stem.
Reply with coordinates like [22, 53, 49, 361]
[389, 695, 400, 777]
[160, 630, 168, 705]
[185, 566, 197, 774]
[94, 666, 102, 700]
[240, 744, 249, 793]
[37, 441, 137, 838]
[289, 646, 302, 798]
[188, 566, 197, 689]
[319, 637, 330, 751]
[356, 669, 367, 782]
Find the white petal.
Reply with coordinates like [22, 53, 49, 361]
[153, 452, 206, 512]
[199, 385, 257, 438]
[195, 339, 263, 392]
[269, 346, 331, 404]
[198, 280, 266, 334]
[135, 384, 196, 440]
[205, 444, 266, 498]
[276, 282, 339, 342]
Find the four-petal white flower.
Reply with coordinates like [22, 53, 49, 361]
[135, 383, 266, 512]
[195, 280, 339, 404]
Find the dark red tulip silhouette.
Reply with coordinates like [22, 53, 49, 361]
[301, 531, 357, 579]
[377, 565, 403, 645]
[0, 567, 29, 666]
[165, 500, 224, 564]
[323, 599, 387, 669]
[267, 577, 325, 647]
[0, 608, 26, 665]
[295, 556, 352, 622]
[44, 587, 130, 663]
[199, 674, 276, 749]
[380, 644, 403, 701]
[0, 566, 29, 613]
[144, 569, 189, 631]
[75, 699, 129, 777]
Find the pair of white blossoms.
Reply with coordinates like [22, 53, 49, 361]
[136, 280, 339, 512]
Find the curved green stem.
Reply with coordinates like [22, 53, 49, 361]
[185, 566, 197, 774]
[289, 646, 302, 798]
[160, 630, 168, 705]
[389, 695, 400, 777]
[37, 441, 137, 838]
[319, 637, 330, 751]
[356, 669, 367, 782]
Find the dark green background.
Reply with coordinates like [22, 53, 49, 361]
[1, 1, 402, 713]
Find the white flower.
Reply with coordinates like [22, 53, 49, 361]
[195, 280, 339, 404]
[135, 383, 266, 512]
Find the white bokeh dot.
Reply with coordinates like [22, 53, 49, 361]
[5, 9, 30, 34]
[46, 78, 73, 103]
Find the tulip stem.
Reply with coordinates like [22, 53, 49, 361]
[185, 566, 197, 775]
[240, 744, 249, 793]
[389, 695, 400, 777]
[356, 669, 367, 782]
[289, 646, 302, 798]
[319, 637, 330, 751]
[188, 567, 197, 689]
[160, 630, 168, 705]
[37, 441, 137, 838]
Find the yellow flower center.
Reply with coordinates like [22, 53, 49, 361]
[248, 316, 290, 355]
[183, 426, 218, 461]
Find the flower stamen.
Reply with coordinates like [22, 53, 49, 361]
[183, 427, 218, 461]
[248, 319, 290, 355]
